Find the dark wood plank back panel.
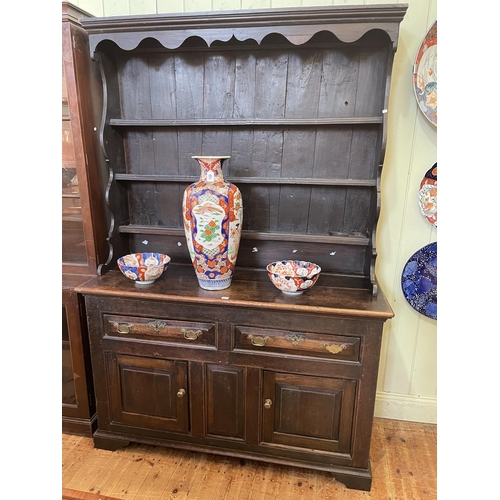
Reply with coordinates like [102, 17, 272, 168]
[125, 181, 375, 237]
[127, 233, 368, 275]
[121, 125, 379, 178]
[93, 22, 394, 281]
[113, 45, 388, 121]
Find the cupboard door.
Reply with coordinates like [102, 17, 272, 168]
[262, 372, 356, 453]
[106, 353, 189, 433]
[205, 364, 245, 440]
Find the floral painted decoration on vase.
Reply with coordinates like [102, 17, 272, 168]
[418, 162, 437, 227]
[182, 156, 243, 290]
[413, 20, 437, 126]
[401, 242, 437, 320]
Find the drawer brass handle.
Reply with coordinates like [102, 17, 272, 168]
[248, 334, 269, 347]
[323, 343, 347, 354]
[182, 328, 202, 340]
[177, 388, 186, 398]
[286, 334, 306, 346]
[115, 322, 132, 334]
[264, 399, 273, 409]
[148, 320, 167, 332]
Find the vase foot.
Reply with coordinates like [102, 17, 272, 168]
[197, 277, 232, 290]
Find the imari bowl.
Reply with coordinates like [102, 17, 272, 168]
[117, 253, 171, 285]
[266, 260, 321, 295]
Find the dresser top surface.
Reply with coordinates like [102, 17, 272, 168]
[76, 266, 393, 320]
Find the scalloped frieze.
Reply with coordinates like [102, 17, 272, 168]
[82, 5, 407, 58]
[88, 25, 397, 57]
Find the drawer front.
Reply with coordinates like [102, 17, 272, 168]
[234, 326, 360, 362]
[104, 314, 216, 348]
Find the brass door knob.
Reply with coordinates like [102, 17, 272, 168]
[264, 398, 272, 409]
[177, 389, 186, 398]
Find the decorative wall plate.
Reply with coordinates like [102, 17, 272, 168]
[418, 162, 437, 226]
[401, 242, 437, 320]
[413, 21, 437, 126]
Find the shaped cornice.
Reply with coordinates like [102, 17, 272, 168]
[81, 4, 408, 58]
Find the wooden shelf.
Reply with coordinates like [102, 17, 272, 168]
[114, 173, 376, 187]
[110, 117, 383, 127]
[119, 224, 370, 246]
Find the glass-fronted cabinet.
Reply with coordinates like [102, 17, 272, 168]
[62, 79, 86, 265]
[62, 303, 76, 406]
[62, 2, 107, 436]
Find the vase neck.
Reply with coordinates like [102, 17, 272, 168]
[194, 157, 227, 183]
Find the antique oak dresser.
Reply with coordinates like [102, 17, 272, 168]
[76, 4, 407, 490]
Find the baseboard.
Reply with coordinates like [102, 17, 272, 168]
[374, 391, 437, 424]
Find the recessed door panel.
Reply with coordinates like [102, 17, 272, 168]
[262, 372, 356, 453]
[107, 353, 189, 433]
[205, 364, 245, 440]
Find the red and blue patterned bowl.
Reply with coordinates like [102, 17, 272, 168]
[117, 253, 171, 285]
[266, 260, 321, 295]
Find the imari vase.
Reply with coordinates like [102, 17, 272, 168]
[182, 156, 243, 290]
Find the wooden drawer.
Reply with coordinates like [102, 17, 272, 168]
[234, 326, 360, 362]
[103, 314, 216, 348]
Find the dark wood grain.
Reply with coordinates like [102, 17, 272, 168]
[206, 364, 245, 439]
[91, 20, 395, 288]
[110, 117, 383, 126]
[114, 173, 377, 186]
[81, 5, 408, 59]
[80, 276, 391, 490]
[107, 354, 189, 432]
[76, 267, 392, 319]
[262, 372, 356, 453]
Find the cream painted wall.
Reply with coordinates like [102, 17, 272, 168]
[74, 0, 438, 423]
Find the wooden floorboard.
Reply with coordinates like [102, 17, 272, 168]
[62, 418, 436, 499]
[63, 487, 125, 500]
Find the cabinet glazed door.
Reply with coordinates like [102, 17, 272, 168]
[106, 353, 189, 433]
[62, 289, 94, 423]
[262, 372, 356, 453]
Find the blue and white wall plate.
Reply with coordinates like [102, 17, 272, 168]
[401, 242, 437, 320]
